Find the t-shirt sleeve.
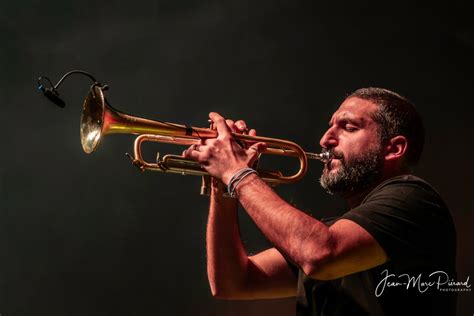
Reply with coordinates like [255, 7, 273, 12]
[340, 178, 455, 265]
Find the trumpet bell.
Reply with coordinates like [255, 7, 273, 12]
[78, 84, 329, 187]
[80, 85, 217, 155]
[80, 85, 105, 154]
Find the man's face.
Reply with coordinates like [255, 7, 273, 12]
[319, 97, 385, 196]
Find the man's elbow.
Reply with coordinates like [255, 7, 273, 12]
[300, 246, 335, 280]
[210, 287, 250, 300]
[209, 283, 233, 299]
[210, 287, 230, 299]
[209, 279, 228, 299]
[208, 279, 244, 300]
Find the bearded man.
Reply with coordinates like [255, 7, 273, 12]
[184, 88, 457, 315]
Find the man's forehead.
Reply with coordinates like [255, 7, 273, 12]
[329, 97, 378, 123]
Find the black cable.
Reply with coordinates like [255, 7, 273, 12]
[37, 70, 205, 138]
[37, 70, 101, 108]
[52, 70, 98, 89]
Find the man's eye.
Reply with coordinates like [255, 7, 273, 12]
[345, 125, 358, 132]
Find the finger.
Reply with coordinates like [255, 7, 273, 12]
[246, 142, 267, 165]
[183, 147, 206, 162]
[209, 112, 232, 137]
[247, 142, 267, 155]
[249, 129, 257, 136]
[182, 145, 195, 157]
[226, 119, 237, 133]
[183, 143, 202, 157]
[235, 120, 248, 133]
[188, 139, 206, 150]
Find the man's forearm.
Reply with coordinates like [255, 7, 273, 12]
[206, 185, 249, 297]
[235, 174, 333, 274]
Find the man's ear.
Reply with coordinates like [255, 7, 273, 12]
[384, 135, 408, 162]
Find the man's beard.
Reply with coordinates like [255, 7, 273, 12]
[319, 146, 384, 197]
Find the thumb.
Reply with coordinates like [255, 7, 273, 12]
[246, 142, 267, 166]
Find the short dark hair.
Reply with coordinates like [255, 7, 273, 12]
[347, 87, 424, 168]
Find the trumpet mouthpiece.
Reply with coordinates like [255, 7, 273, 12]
[306, 151, 331, 163]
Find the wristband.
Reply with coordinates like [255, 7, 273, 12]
[227, 167, 257, 198]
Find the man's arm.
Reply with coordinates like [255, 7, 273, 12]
[207, 182, 297, 299]
[186, 112, 388, 299]
[235, 174, 388, 280]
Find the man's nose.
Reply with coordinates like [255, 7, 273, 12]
[319, 129, 338, 149]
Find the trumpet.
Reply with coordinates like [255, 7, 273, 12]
[80, 84, 330, 186]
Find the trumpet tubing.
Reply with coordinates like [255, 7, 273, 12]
[80, 85, 329, 185]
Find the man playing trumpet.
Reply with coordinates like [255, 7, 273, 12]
[183, 88, 457, 316]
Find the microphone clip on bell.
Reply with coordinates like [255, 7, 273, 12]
[37, 70, 102, 108]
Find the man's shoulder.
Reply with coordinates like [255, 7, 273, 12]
[341, 174, 456, 267]
[373, 174, 435, 190]
[363, 174, 444, 204]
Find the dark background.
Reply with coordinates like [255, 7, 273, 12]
[1, 1, 473, 315]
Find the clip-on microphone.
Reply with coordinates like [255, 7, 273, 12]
[37, 70, 101, 108]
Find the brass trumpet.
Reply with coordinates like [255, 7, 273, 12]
[81, 84, 330, 185]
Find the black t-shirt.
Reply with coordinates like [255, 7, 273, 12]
[291, 175, 457, 316]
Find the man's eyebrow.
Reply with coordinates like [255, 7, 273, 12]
[328, 113, 363, 126]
